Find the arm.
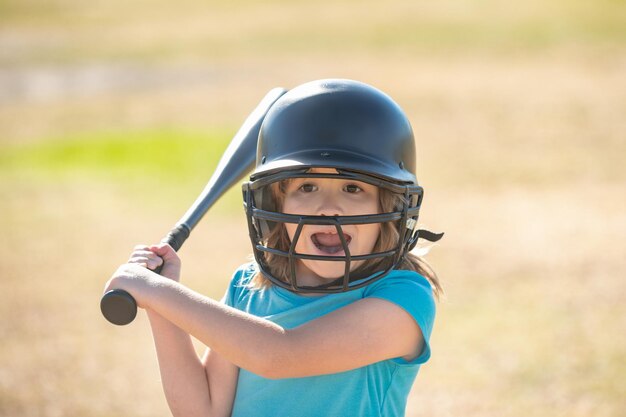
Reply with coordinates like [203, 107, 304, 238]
[106, 260, 424, 380]
[148, 311, 239, 417]
[125, 245, 239, 417]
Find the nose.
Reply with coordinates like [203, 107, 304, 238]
[315, 190, 344, 216]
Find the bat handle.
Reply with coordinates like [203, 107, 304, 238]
[101, 225, 190, 325]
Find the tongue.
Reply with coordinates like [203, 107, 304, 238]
[312, 233, 350, 254]
[315, 233, 343, 246]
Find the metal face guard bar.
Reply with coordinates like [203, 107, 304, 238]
[251, 207, 420, 226]
[286, 217, 354, 291]
[247, 169, 423, 195]
[241, 169, 440, 293]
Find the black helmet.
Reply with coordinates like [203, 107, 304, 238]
[243, 79, 441, 293]
[253, 79, 416, 183]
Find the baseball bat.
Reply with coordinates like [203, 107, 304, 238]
[101, 87, 288, 325]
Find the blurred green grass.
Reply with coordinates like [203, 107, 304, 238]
[0, 129, 249, 214]
[0, 129, 229, 180]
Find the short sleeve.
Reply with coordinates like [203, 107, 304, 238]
[220, 262, 257, 307]
[364, 270, 436, 365]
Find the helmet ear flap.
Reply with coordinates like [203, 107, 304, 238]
[251, 184, 279, 239]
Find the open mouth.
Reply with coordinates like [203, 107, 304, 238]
[311, 232, 352, 254]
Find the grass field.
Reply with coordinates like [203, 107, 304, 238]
[1, 0, 625, 416]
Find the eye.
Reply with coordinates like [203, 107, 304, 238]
[344, 184, 363, 193]
[299, 183, 317, 193]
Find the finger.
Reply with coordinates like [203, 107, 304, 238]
[128, 255, 149, 264]
[148, 256, 164, 270]
[127, 256, 149, 269]
[150, 244, 179, 263]
[128, 249, 155, 260]
[150, 243, 173, 256]
[129, 255, 163, 270]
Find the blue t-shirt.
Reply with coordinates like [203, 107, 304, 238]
[222, 262, 436, 417]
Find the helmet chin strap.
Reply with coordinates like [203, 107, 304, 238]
[416, 229, 444, 242]
[406, 228, 444, 253]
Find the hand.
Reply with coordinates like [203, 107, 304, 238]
[103, 262, 161, 309]
[102, 243, 181, 310]
[127, 243, 181, 282]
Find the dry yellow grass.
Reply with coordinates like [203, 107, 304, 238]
[1, 0, 625, 416]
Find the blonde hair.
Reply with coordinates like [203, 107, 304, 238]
[251, 179, 443, 300]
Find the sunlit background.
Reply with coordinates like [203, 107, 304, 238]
[1, 1, 624, 416]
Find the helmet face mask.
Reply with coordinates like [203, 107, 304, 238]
[243, 169, 424, 293]
[242, 79, 427, 293]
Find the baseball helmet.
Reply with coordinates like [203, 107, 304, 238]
[242, 79, 441, 293]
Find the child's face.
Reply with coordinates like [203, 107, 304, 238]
[281, 168, 380, 287]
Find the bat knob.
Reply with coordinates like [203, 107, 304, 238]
[101, 289, 137, 325]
